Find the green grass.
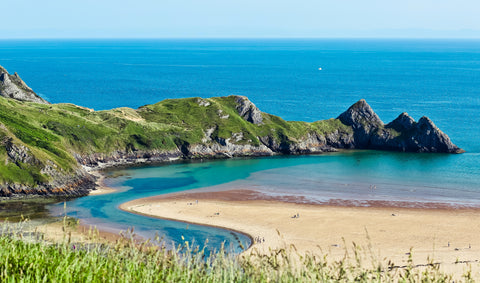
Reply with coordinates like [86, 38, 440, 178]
[0, 162, 37, 185]
[0, 220, 472, 282]
[0, 95, 356, 188]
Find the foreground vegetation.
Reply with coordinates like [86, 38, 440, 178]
[0, 220, 475, 282]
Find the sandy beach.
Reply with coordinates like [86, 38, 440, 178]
[34, 221, 124, 244]
[88, 170, 117, 196]
[121, 189, 480, 277]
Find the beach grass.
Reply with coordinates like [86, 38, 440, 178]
[0, 219, 472, 282]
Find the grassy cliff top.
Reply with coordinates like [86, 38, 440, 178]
[0, 95, 350, 187]
[0, 91, 462, 192]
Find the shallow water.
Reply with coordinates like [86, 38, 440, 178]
[52, 150, 480, 251]
[50, 161, 254, 253]
[108, 151, 480, 208]
[1, 38, 479, 250]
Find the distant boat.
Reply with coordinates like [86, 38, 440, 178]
[318, 67, 322, 71]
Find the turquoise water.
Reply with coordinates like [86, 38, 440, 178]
[51, 162, 254, 252]
[1, 39, 479, 249]
[54, 151, 480, 250]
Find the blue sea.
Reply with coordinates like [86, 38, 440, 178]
[1, 39, 479, 251]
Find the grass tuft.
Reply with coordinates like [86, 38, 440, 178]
[0, 219, 473, 282]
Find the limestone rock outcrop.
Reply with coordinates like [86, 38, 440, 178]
[388, 115, 464, 153]
[235, 95, 264, 125]
[0, 66, 49, 104]
[337, 99, 383, 148]
[338, 99, 464, 153]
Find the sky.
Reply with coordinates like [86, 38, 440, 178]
[1, 0, 479, 39]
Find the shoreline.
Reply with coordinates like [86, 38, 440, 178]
[120, 202, 254, 250]
[120, 189, 480, 276]
[125, 187, 480, 210]
[87, 170, 118, 196]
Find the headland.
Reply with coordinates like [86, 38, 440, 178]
[0, 65, 463, 198]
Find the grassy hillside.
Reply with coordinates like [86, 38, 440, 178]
[0, 95, 352, 188]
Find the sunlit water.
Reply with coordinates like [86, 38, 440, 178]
[1, 39, 479, 250]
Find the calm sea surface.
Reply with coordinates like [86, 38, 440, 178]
[1, 39, 479, 250]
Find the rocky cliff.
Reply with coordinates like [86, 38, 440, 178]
[0, 66, 464, 197]
[0, 66, 49, 104]
[337, 99, 464, 153]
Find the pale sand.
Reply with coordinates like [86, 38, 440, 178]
[89, 186, 116, 196]
[121, 190, 480, 277]
[88, 171, 117, 196]
[33, 220, 124, 244]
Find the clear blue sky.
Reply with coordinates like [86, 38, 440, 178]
[2, 0, 480, 38]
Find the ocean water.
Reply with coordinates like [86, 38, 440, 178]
[1, 39, 480, 249]
[1, 39, 479, 152]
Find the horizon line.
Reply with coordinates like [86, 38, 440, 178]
[1, 36, 480, 40]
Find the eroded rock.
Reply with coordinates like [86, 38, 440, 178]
[0, 65, 49, 104]
[234, 96, 264, 125]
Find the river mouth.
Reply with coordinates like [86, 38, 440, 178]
[2, 150, 479, 254]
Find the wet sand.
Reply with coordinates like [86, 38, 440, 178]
[88, 170, 117, 196]
[121, 189, 480, 277]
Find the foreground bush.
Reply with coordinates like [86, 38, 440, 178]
[0, 240, 465, 282]
[0, 221, 473, 282]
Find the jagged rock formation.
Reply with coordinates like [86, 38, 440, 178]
[0, 66, 49, 104]
[338, 99, 383, 147]
[385, 114, 462, 153]
[235, 95, 264, 125]
[337, 100, 463, 153]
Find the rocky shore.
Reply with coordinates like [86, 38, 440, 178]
[0, 66, 464, 197]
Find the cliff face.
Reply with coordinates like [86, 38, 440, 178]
[0, 133, 94, 197]
[235, 95, 264, 125]
[0, 66, 49, 104]
[0, 66, 464, 197]
[337, 99, 383, 148]
[74, 97, 461, 169]
[337, 100, 463, 153]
